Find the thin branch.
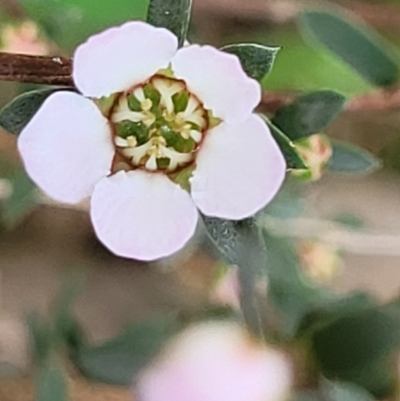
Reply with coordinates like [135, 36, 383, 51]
[0, 53, 73, 86]
[0, 52, 400, 113]
[260, 86, 400, 114]
[193, 0, 400, 30]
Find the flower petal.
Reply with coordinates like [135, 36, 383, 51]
[18, 91, 114, 203]
[73, 21, 178, 98]
[90, 171, 198, 261]
[135, 322, 293, 401]
[191, 114, 286, 219]
[171, 45, 261, 124]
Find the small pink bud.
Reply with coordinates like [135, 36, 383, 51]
[292, 134, 333, 181]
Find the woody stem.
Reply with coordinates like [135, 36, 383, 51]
[0, 52, 73, 86]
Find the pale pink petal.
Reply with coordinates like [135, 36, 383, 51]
[171, 45, 261, 124]
[90, 171, 198, 261]
[191, 114, 286, 219]
[18, 91, 114, 203]
[73, 21, 178, 98]
[135, 322, 292, 401]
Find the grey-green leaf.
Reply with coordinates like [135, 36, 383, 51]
[221, 44, 280, 81]
[147, 0, 192, 47]
[265, 119, 307, 170]
[202, 216, 267, 337]
[0, 87, 74, 136]
[321, 380, 375, 401]
[272, 91, 346, 141]
[328, 140, 381, 174]
[299, 10, 399, 87]
[202, 217, 266, 267]
[75, 317, 178, 385]
[36, 363, 68, 401]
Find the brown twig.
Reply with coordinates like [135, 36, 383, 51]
[193, 0, 400, 30]
[260, 87, 400, 114]
[1, 52, 400, 113]
[0, 52, 73, 86]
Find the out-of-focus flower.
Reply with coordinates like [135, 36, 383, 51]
[18, 21, 286, 261]
[1, 21, 49, 55]
[292, 134, 332, 181]
[297, 240, 342, 284]
[135, 321, 292, 401]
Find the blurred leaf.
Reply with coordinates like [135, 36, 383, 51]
[147, 0, 192, 47]
[293, 392, 322, 401]
[36, 362, 68, 401]
[327, 141, 381, 174]
[27, 313, 53, 365]
[1, 168, 37, 228]
[297, 292, 376, 337]
[264, 118, 308, 170]
[321, 380, 375, 401]
[333, 213, 365, 230]
[272, 91, 346, 141]
[21, 0, 149, 50]
[311, 304, 400, 379]
[380, 136, 400, 172]
[0, 87, 72, 136]
[75, 317, 178, 385]
[221, 44, 280, 81]
[299, 10, 399, 87]
[262, 29, 372, 96]
[263, 232, 330, 337]
[52, 273, 85, 352]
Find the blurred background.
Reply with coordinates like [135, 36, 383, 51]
[0, 0, 400, 399]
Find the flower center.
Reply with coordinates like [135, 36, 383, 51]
[110, 76, 210, 173]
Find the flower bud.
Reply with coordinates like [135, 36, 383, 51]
[292, 134, 332, 181]
[297, 240, 342, 283]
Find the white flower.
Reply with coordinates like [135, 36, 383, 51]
[135, 321, 293, 401]
[18, 21, 286, 261]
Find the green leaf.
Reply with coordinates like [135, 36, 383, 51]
[52, 273, 85, 352]
[36, 362, 68, 401]
[147, 0, 192, 47]
[202, 217, 266, 337]
[221, 44, 280, 81]
[1, 168, 37, 228]
[299, 10, 399, 87]
[271, 91, 346, 141]
[0, 87, 73, 136]
[321, 380, 375, 401]
[27, 313, 53, 365]
[327, 140, 381, 174]
[75, 317, 178, 385]
[311, 304, 400, 377]
[264, 118, 308, 170]
[297, 292, 375, 337]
